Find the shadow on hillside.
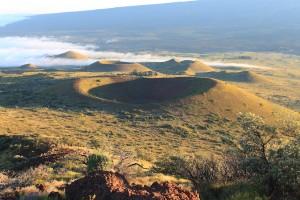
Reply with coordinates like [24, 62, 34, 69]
[90, 77, 217, 104]
[0, 74, 164, 117]
[0, 135, 51, 171]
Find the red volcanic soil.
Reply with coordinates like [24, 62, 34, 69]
[65, 171, 200, 200]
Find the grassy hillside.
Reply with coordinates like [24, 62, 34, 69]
[0, 53, 299, 199]
[0, 73, 246, 174]
[202, 52, 300, 111]
[3, 72, 295, 164]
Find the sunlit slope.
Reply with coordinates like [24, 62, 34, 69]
[198, 71, 272, 83]
[184, 60, 215, 75]
[52, 50, 89, 60]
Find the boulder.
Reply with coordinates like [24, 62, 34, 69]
[65, 171, 199, 200]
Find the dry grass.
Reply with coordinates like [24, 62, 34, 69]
[201, 52, 300, 111]
[0, 52, 299, 198]
[198, 71, 272, 84]
[128, 173, 190, 188]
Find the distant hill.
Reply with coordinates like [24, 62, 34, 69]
[82, 60, 152, 73]
[183, 60, 215, 75]
[145, 59, 215, 75]
[198, 71, 271, 83]
[0, 63, 39, 74]
[2, 0, 300, 54]
[52, 51, 89, 60]
[19, 64, 39, 71]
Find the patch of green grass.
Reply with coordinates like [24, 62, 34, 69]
[202, 183, 266, 200]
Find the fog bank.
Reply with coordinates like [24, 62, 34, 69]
[0, 36, 269, 70]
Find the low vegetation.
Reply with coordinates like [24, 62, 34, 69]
[0, 54, 299, 199]
[0, 110, 298, 199]
[153, 113, 300, 200]
[86, 154, 109, 174]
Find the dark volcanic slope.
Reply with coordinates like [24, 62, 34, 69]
[90, 77, 217, 104]
[2, 0, 300, 54]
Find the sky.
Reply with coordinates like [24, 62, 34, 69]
[0, 0, 192, 14]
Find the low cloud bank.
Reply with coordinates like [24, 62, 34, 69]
[205, 61, 270, 69]
[0, 36, 190, 67]
[0, 36, 268, 69]
[0, 37, 95, 67]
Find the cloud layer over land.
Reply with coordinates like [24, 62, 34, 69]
[0, 36, 268, 69]
[0, 37, 186, 67]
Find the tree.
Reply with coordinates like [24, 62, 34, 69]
[236, 113, 300, 199]
[269, 136, 300, 199]
[237, 113, 278, 177]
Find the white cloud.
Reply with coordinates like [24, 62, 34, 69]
[0, 37, 94, 66]
[0, 36, 190, 67]
[0, 0, 193, 14]
[0, 36, 267, 69]
[205, 61, 270, 69]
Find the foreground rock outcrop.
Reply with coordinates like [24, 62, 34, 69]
[65, 171, 200, 200]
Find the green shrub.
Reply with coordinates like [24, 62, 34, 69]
[235, 113, 300, 199]
[0, 135, 51, 171]
[204, 183, 266, 200]
[225, 192, 265, 200]
[153, 114, 299, 200]
[269, 136, 300, 199]
[153, 155, 218, 199]
[152, 156, 186, 178]
[86, 154, 108, 174]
